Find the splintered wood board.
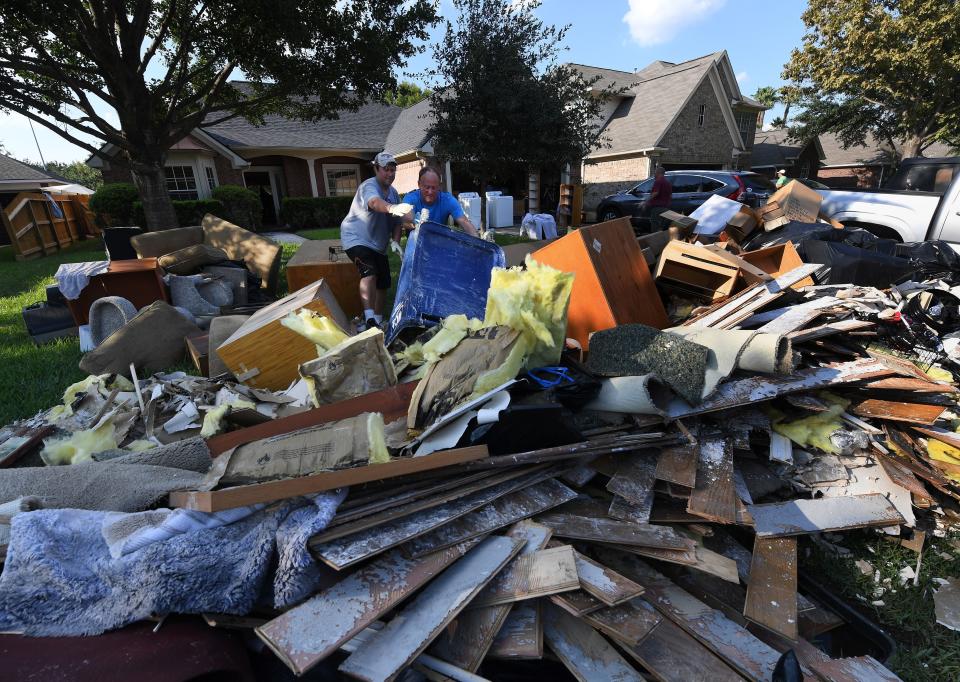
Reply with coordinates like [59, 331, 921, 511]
[655, 444, 699, 488]
[876, 453, 933, 503]
[665, 359, 895, 419]
[580, 598, 663, 647]
[551, 589, 607, 617]
[536, 514, 695, 551]
[608, 494, 654, 525]
[471, 545, 579, 608]
[560, 464, 598, 487]
[606, 451, 658, 506]
[256, 542, 475, 676]
[851, 399, 946, 425]
[747, 494, 904, 537]
[405, 478, 577, 558]
[686, 437, 737, 524]
[810, 656, 904, 682]
[743, 537, 798, 641]
[429, 521, 552, 672]
[600, 542, 698, 566]
[170, 445, 488, 512]
[311, 468, 540, 570]
[787, 319, 874, 343]
[596, 549, 781, 682]
[622, 619, 744, 682]
[571, 550, 645, 606]
[863, 377, 958, 393]
[543, 604, 644, 682]
[487, 600, 543, 659]
[339, 536, 523, 682]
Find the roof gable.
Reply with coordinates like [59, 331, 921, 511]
[0, 153, 59, 183]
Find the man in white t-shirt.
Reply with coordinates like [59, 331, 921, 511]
[340, 152, 411, 329]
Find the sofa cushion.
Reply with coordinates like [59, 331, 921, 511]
[158, 243, 229, 275]
[130, 226, 204, 258]
[201, 214, 281, 293]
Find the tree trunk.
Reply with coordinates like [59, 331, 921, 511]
[131, 165, 178, 231]
[781, 102, 791, 126]
[903, 136, 924, 158]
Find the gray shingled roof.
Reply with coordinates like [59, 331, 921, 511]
[819, 132, 957, 166]
[0, 153, 57, 182]
[202, 90, 401, 151]
[383, 97, 435, 156]
[751, 129, 806, 168]
[569, 64, 639, 94]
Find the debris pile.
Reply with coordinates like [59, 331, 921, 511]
[3, 205, 960, 681]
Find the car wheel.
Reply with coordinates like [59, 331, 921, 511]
[599, 207, 621, 222]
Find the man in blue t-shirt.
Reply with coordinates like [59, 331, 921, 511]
[402, 167, 478, 236]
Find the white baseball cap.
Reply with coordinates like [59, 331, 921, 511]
[776, 169, 786, 176]
[374, 152, 397, 167]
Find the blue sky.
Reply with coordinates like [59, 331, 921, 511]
[0, 0, 810, 165]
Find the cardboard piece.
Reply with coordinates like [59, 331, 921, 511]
[185, 333, 209, 377]
[532, 217, 669, 348]
[215, 279, 351, 390]
[762, 182, 822, 231]
[739, 242, 814, 290]
[299, 327, 397, 407]
[659, 210, 697, 235]
[689, 195, 747, 236]
[724, 208, 759, 243]
[655, 242, 742, 302]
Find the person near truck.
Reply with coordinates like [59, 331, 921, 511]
[402, 166, 479, 236]
[340, 151, 412, 330]
[776, 169, 790, 188]
[643, 166, 673, 231]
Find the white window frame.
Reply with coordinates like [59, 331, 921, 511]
[164, 164, 199, 201]
[199, 159, 219, 197]
[736, 111, 752, 135]
[698, 104, 706, 128]
[322, 163, 362, 198]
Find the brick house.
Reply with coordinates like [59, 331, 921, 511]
[817, 134, 955, 189]
[750, 129, 824, 181]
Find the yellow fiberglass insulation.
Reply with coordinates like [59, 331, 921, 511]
[770, 393, 850, 454]
[41, 421, 118, 465]
[483, 256, 574, 369]
[47, 374, 131, 423]
[472, 338, 529, 398]
[124, 439, 158, 452]
[420, 314, 482, 364]
[367, 412, 390, 464]
[281, 310, 349, 355]
[200, 399, 256, 438]
[928, 439, 960, 482]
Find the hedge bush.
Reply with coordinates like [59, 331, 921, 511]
[89, 183, 139, 227]
[212, 185, 262, 230]
[281, 196, 353, 230]
[130, 199, 223, 228]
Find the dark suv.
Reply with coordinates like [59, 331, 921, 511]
[595, 170, 777, 230]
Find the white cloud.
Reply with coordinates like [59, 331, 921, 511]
[736, 70, 749, 84]
[622, 0, 726, 47]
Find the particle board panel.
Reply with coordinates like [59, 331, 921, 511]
[743, 537, 798, 641]
[285, 239, 363, 317]
[487, 600, 543, 659]
[310, 467, 540, 570]
[622, 619, 746, 682]
[536, 514, 695, 552]
[608, 494, 654, 525]
[405, 478, 577, 558]
[655, 444, 699, 488]
[429, 521, 552, 672]
[471, 545, 579, 608]
[170, 445, 488, 512]
[256, 542, 475, 676]
[339, 536, 523, 682]
[571, 550, 645, 607]
[596, 549, 781, 682]
[686, 437, 737, 524]
[543, 603, 644, 682]
[606, 451, 658, 506]
[580, 598, 663, 647]
[747, 494, 905, 537]
[216, 278, 351, 390]
[850, 399, 947, 425]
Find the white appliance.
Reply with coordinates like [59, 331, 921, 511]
[485, 192, 514, 229]
[458, 192, 482, 227]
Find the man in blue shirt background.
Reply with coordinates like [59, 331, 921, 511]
[402, 167, 479, 236]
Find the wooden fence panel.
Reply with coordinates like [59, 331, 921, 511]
[2, 192, 97, 260]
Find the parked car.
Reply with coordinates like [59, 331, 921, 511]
[797, 178, 830, 190]
[818, 157, 960, 246]
[595, 171, 776, 230]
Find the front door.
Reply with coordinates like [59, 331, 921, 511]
[243, 169, 284, 225]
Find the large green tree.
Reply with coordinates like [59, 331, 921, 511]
[0, 0, 435, 229]
[46, 160, 104, 191]
[385, 81, 432, 109]
[783, 0, 960, 157]
[425, 0, 610, 219]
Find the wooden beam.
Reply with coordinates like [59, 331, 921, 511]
[543, 603, 644, 682]
[686, 437, 737, 524]
[536, 514, 695, 552]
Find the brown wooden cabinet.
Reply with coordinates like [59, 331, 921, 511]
[66, 258, 168, 325]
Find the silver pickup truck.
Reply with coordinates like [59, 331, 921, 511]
[816, 157, 960, 249]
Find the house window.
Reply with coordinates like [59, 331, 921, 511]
[323, 164, 361, 197]
[165, 165, 198, 200]
[204, 166, 217, 192]
[698, 104, 705, 127]
[736, 112, 753, 135]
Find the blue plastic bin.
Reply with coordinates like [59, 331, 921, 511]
[385, 221, 505, 345]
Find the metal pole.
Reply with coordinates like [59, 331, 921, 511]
[27, 118, 47, 170]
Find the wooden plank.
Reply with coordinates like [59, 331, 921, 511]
[665, 359, 894, 419]
[580, 598, 663, 647]
[606, 451, 658, 506]
[429, 522, 552, 672]
[876, 452, 934, 503]
[863, 376, 958, 393]
[405, 478, 577, 558]
[810, 656, 903, 682]
[0, 424, 53, 468]
[536, 514, 695, 551]
[608, 494, 654, 525]
[747, 494, 905, 537]
[571, 550, 645, 607]
[470, 545, 579, 608]
[339, 536, 523, 682]
[655, 444, 699, 488]
[686, 437, 737, 524]
[621, 619, 746, 682]
[550, 589, 607, 617]
[851, 399, 946, 425]
[543, 604, 644, 682]
[596, 549, 781, 681]
[334, 470, 496, 521]
[256, 542, 475, 676]
[170, 445, 489, 512]
[339, 625, 484, 682]
[311, 469, 542, 570]
[601, 542, 698, 566]
[786, 319, 873, 343]
[743, 537, 798, 641]
[487, 600, 543, 659]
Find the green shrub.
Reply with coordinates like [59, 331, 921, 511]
[131, 199, 223, 228]
[281, 196, 353, 230]
[212, 185, 262, 230]
[89, 183, 139, 227]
